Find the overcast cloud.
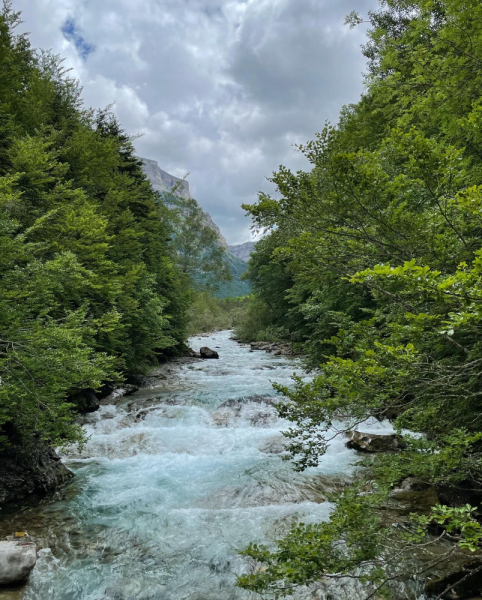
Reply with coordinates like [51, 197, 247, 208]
[15, 0, 377, 244]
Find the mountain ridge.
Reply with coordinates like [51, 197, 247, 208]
[228, 241, 255, 263]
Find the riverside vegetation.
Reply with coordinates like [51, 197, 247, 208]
[4, 0, 482, 598]
[0, 3, 232, 505]
[234, 0, 482, 597]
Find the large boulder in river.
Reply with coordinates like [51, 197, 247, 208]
[345, 431, 407, 453]
[0, 540, 37, 585]
[200, 347, 219, 359]
[70, 388, 99, 413]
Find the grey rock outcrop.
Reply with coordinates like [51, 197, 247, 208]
[248, 341, 294, 356]
[203, 212, 228, 249]
[0, 442, 73, 508]
[345, 431, 407, 453]
[228, 241, 255, 262]
[139, 157, 228, 248]
[140, 157, 191, 200]
[99, 384, 139, 406]
[0, 540, 37, 585]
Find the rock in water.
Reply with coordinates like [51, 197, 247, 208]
[200, 347, 219, 359]
[70, 388, 99, 413]
[345, 431, 407, 453]
[0, 541, 37, 585]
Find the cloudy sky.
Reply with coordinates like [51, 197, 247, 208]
[15, 0, 377, 244]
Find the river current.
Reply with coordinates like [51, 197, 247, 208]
[0, 331, 397, 600]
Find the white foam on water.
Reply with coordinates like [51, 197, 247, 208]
[13, 331, 401, 600]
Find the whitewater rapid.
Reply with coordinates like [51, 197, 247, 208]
[0, 331, 397, 600]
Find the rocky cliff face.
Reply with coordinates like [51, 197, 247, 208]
[140, 157, 191, 200]
[227, 241, 255, 263]
[139, 157, 228, 248]
[202, 211, 228, 249]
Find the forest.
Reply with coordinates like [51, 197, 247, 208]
[234, 0, 482, 596]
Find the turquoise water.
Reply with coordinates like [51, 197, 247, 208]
[0, 331, 396, 600]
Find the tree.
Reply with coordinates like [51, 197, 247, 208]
[165, 194, 232, 291]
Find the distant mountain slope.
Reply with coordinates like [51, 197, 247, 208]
[215, 252, 251, 299]
[139, 157, 250, 298]
[228, 241, 255, 262]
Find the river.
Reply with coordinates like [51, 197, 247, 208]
[0, 331, 398, 600]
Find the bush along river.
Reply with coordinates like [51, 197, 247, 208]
[0, 331, 402, 600]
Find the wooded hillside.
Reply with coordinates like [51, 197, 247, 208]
[236, 1, 482, 596]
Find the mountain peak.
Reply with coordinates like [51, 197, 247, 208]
[139, 157, 191, 201]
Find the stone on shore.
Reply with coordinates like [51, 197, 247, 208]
[200, 347, 219, 359]
[425, 559, 482, 599]
[0, 541, 37, 585]
[0, 443, 73, 508]
[249, 341, 291, 355]
[345, 431, 407, 453]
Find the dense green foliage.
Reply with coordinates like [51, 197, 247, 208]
[162, 192, 231, 290]
[215, 252, 251, 300]
[237, 0, 482, 596]
[186, 292, 250, 336]
[0, 5, 191, 452]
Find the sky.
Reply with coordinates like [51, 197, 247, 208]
[15, 0, 378, 245]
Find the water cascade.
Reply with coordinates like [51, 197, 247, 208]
[0, 331, 398, 600]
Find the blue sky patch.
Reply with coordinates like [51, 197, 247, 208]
[61, 18, 95, 59]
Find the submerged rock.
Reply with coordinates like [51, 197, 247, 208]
[200, 347, 219, 359]
[0, 540, 37, 585]
[218, 394, 276, 410]
[212, 397, 279, 428]
[345, 431, 407, 453]
[258, 435, 288, 454]
[0, 443, 73, 508]
[211, 409, 232, 426]
[213, 395, 279, 427]
[389, 477, 438, 515]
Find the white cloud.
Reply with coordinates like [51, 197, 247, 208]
[14, 0, 377, 244]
